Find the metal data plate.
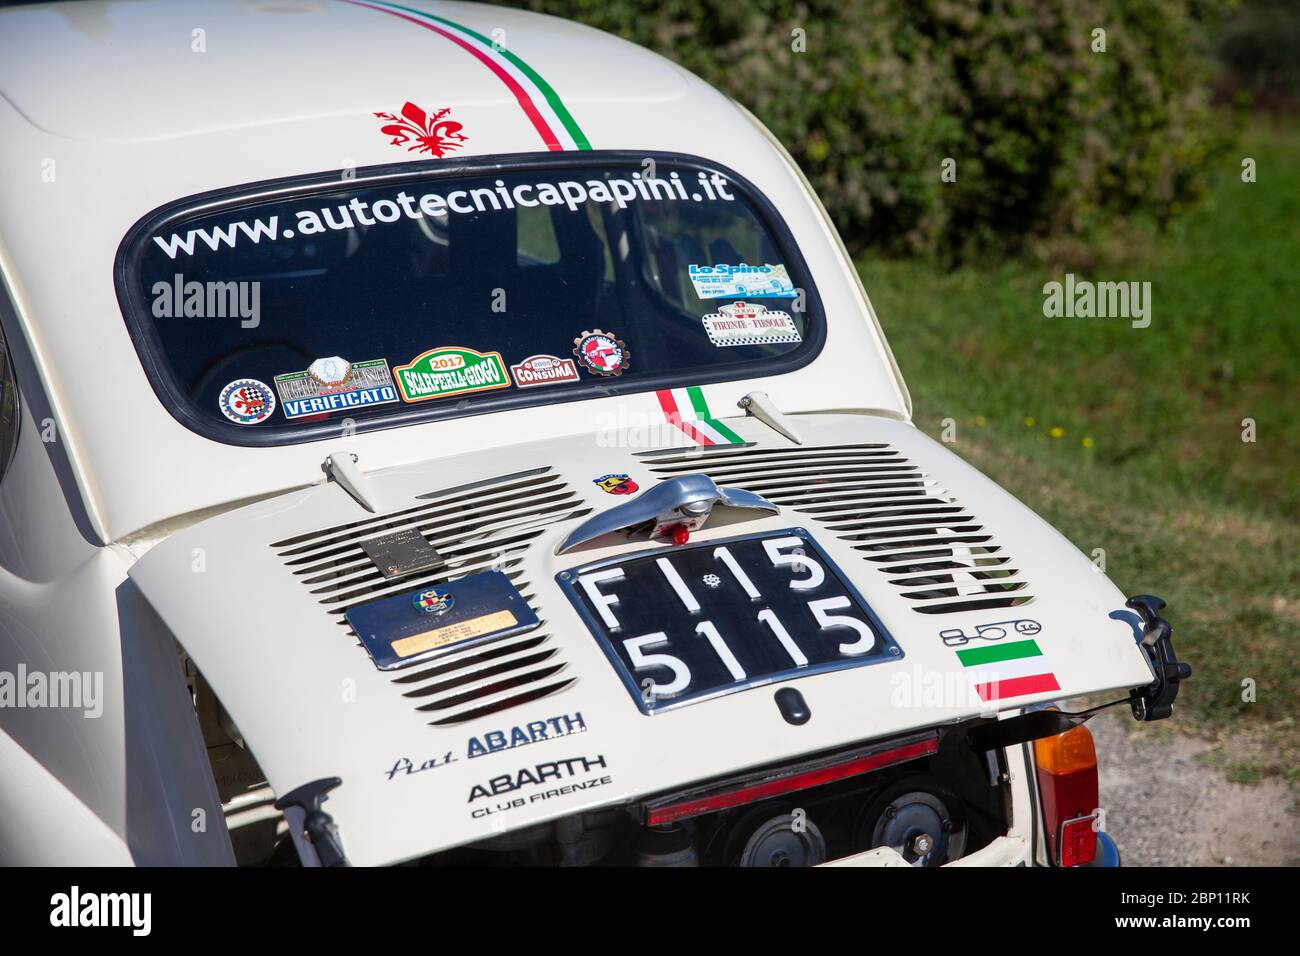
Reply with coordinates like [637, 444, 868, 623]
[346, 570, 540, 670]
[361, 527, 444, 579]
[557, 527, 902, 714]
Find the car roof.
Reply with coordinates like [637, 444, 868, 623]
[0, 0, 694, 148]
[0, 0, 910, 543]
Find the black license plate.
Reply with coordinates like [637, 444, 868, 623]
[558, 528, 902, 713]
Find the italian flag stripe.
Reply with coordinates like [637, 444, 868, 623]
[343, 0, 590, 151]
[972, 673, 1061, 703]
[700, 415, 745, 445]
[955, 638, 1043, 667]
[954, 638, 1059, 702]
[686, 386, 712, 419]
[964, 653, 1056, 683]
[656, 389, 714, 445]
[656, 387, 745, 447]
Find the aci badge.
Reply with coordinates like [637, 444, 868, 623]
[702, 301, 801, 348]
[273, 356, 398, 419]
[413, 587, 454, 614]
[394, 346, 512, 402]
[573, 329, 629, 377]
[218, 379, 276, 425]
[687, 263, 795, 299]
[346, 570, 541, 670]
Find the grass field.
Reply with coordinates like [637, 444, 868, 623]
[859, 118, 1300, 783]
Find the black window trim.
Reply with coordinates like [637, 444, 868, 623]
[113, 150, 828, 448]
[0, 307, 21, 483]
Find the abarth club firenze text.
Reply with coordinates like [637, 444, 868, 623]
[469, 755, 612, 819]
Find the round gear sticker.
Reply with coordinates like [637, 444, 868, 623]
[219, 378, 276, 425]
[573, 329, 629, 377]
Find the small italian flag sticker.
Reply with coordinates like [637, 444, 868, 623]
[656, 387, 746, 447]
[956, 639, 1060, 702]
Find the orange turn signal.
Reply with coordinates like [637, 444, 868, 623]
[1033, 722, 1097, 776]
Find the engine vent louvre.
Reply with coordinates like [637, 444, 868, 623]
[271, 467, 593, 725]
[640, 444, 1033, 615]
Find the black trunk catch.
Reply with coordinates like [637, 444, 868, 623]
[275, 777, 350, 867]
[1126, 595, 1192, 722]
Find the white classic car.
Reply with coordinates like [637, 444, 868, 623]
[0, 0, 1188, 867]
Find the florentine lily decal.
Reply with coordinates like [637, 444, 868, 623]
[374, 102, 467, 157]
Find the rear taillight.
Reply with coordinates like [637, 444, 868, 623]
[1058, 814, 1100, 867]
[643, 736, 938, 826]
[1033, 721, 1099, 867]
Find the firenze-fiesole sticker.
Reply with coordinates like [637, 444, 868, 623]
[394, 346, 512, 402]
[273, 356, 399, 419]
[701, 301, 802, 347]
[688, 263, 795, 299]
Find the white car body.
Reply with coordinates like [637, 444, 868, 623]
[0, 0, 1174, 867]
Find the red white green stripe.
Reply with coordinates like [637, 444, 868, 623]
[656, 387, 746, 447]
[955, 639, 1060, 702]
[343, 0, 591, 151]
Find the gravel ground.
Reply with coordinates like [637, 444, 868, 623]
[1086, 707, 1299, 866]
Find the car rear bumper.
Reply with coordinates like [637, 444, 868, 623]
[820, 834, 1031, 867]
[819, 830, 1122, 868]
[1092, 830, 1122, 867]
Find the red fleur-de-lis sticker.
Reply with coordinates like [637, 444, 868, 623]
[232, 388, 264, 415]
[374, 101, 468, 158]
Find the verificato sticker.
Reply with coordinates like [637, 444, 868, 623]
[394, 346, 512, 402]
[701, 301, 801, 347]
[273, 356, 398, 419]
[688, 262, 795, 299]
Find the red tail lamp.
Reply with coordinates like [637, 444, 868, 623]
[1033, 720, 1100, 867]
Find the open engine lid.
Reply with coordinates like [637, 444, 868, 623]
[128, 412, 1157, 865]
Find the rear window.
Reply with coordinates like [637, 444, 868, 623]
[116, 152, 823, 444]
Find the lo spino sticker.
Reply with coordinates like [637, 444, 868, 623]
[687, 263, 795, 299]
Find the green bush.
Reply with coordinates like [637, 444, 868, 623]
[509, 0, 1233, 259]
[1217, 1, 1300, 104]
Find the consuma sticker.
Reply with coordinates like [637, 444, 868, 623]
[394, 347, 512, 403]
[510, 354, 580, 388]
